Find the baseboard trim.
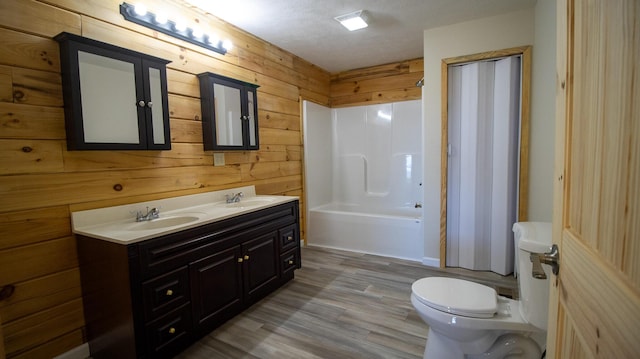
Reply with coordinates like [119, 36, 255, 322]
[305, 243, 422, 263]
[421, 256, 440, 268]
[52, 343, 89, 359]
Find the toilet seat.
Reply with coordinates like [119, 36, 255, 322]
[411, 277, 498, 318]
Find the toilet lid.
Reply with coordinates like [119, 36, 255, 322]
[412, 277, 498, 318]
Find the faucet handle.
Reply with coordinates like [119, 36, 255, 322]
[225, 192, 244, 203]
[133, 208, 145, 222]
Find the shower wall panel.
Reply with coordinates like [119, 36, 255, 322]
[332, 100, 422, 209]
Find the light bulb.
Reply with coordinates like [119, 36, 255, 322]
[208, 34, 219, 45]
[192, 26, 203, 38]
[222, 39, 233, 51]
[175, 19, 187, 32]
[155, 12, 168, 25]
[134, 3, 147, 16]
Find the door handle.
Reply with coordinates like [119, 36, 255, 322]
[529, 244, 559, 279]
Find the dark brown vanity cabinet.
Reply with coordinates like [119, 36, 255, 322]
[77, 201, 300, 358]
[190, 231, 279, 335]
[55, 32, 171, 150]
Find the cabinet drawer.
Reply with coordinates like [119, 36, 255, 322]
[145, 303, 192, 358]
[280, 248, 300, 277]
[279, 224, 299, 251]
[142, 266, 190, 322]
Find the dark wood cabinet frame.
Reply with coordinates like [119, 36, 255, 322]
[77, 200, 301, 358]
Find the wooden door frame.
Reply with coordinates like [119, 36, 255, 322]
[439, 46, 532, 268]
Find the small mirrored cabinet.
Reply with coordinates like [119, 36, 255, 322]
[198, 72, 260, 150]
[55, 32, 171, 150]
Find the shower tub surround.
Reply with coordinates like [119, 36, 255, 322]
[303, 100, 424, 261]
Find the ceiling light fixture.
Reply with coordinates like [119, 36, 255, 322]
[119, 2, 232, 55]
[334, 10, 369, 31]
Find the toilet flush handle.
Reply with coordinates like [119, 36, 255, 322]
[529, 244, 560, 279]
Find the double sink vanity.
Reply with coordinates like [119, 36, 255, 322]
[72, 186, 301, 358]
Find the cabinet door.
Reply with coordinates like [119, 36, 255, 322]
[56, 32, 171, 150]
[74, 45, 145, 149]
[143, 59, 171, 149]
[198, 72, 260, 150]
[245, 86, 259, 150]
[242, 232, 279, 303]
[189, 246, 242, 332]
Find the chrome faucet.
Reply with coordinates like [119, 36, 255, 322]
[225, 192, 244, 203]
[136, 206, 160, 222]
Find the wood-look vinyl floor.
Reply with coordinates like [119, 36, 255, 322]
[177, 246, 517, 359]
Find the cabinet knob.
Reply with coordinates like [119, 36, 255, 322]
[168, 327, 176, 334]
[287, 236, 293, 241]
[238, 258, 243, 263]
[288, 260, 294, 265]
[147, 101, 153, 108]
[166, 289, 173, 296]
[244, 255, 250, 260]
[138, 100, 146, 107]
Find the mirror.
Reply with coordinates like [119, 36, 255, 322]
[248, 91, 257, 147]
[148, 66, 166, 145]
[78, 51, 140, 144]
[213, 83, 243, 146]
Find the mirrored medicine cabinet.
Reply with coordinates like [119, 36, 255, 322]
[55, 32, 171, 150]
[198, 72, 260, 151]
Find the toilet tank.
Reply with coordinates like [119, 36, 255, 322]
[514, 222, 552, 331]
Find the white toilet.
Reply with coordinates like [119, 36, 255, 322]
[411, 222, 552, 359]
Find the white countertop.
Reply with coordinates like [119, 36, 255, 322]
[71, 186, 298, 244]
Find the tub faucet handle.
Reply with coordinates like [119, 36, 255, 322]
[529, 244, 560, 279]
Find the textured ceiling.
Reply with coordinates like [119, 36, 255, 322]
[182, 0, 537, 73]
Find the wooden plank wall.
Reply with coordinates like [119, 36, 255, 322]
[0, 0, 423, 357]
[330, 58, 424, 107]
[0, 0, 330, 357]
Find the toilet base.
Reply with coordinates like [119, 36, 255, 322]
[424, 328, 464, 359]
[423, 329, 542, 359]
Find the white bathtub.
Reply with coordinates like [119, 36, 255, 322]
[307, 203, 423, 261]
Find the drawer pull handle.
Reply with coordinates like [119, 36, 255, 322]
[288, 260, 294, 265]
[166, 289, 173, 296]
[287, 236, 293, 241]
[168, 327, 176, 334]
[244, 255, 250, 260]
[238, 258, 243, 263]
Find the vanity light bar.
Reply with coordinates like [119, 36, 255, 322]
[119, 2, 232, 55]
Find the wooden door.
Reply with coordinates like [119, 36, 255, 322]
[548, 0, 640, 357]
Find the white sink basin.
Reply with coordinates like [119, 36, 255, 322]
[127, 215, 200, 231]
